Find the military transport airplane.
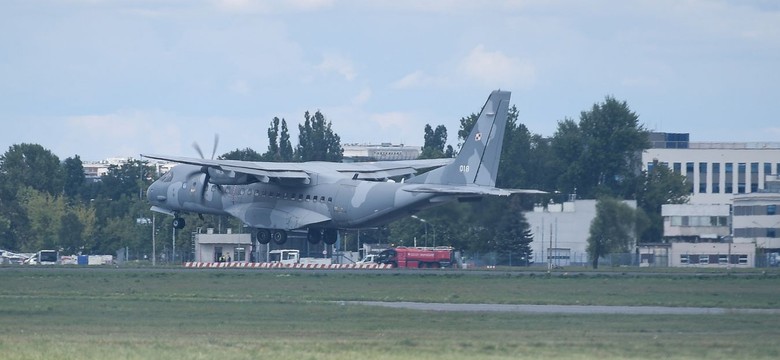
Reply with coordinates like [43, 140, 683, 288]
[142, 90, 544, 245]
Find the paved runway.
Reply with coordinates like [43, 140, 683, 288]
[348, 301, 780, 315]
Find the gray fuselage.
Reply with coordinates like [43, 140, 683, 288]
[146, 164, 445, 230]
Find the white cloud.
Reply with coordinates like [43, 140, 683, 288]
[229, 79, 251, 95]
[458, 45, 535, 89]
[352, 87, 372, 105]
[317, 52, 357, 81]
[370, 112, 413, 131]
[391, 70, 436, 89]
[213, 0, 334, 13]
[66, 110, 183, 158]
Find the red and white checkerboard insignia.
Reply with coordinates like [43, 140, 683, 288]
[475, 132, 482, 141]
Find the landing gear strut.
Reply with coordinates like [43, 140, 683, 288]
[306, 228, 338, 245]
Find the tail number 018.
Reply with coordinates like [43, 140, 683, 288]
[459, 165, 470, 173]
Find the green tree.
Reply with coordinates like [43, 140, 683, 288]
[59, 212, 84, 254]
[490, 197, 534, 265]
[17, 187, 66, 252]
[62, 155, 86, 201]
[72, 202, 97, 252]
[576, 97, 650, 199]
[587, 196, 636, 269]
[550, 118, 585, 195]
[279, 119, 294, 161]
[220, 148, 263, 161]
[420, 124, 451, 159]
[262, 117, 295, 162]
[635, 161, 690, 243]
[0, 143, 63, 196]
[266, 117, 280, 160]
[296, 110, 343, 162]
[457, 113, 478, 149]
[97, 159, 151, 202]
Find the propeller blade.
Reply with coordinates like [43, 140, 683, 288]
[211, 134, 220, 159]
[192, 142, 205, 159]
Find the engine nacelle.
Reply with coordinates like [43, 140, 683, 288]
[206, 167, 257, 185]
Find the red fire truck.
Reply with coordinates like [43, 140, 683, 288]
[375, 247, 457, 268]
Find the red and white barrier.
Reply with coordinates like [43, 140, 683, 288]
[182, 262, 392, 269]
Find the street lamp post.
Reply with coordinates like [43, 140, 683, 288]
[411, 215, 429, 247]
[152, 213, 156, 266]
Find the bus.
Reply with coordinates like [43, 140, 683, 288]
[25, 250, 59, 265]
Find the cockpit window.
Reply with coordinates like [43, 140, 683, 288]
[159, 171, 174, 182]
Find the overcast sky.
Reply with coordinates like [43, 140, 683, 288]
[1, 0, 778, 161]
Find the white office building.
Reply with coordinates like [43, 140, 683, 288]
[342, 143, 421, 161]
[661, 204, 731, 243]
[642, 133, 780, 205]
[731, 176, 780, 265]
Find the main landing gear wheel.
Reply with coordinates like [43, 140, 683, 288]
[323, 229, 338, 245]
[172, 217, 186, 229]
[255, 229, 271, 244]
[307, 229, 323, 244]
[271, 230, 287, 245]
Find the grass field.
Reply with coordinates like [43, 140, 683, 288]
[1, 267, 779, 359]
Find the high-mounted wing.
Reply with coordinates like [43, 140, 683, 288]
[141, 154, 451, 183]
[327, 158, 452, 180]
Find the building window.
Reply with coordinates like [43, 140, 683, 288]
[751, 162, 759, 192]
[738, 255, 748, 265]
[725, 162, 733, 193]
[686, 162, 695, 193]
[718, 255, 728, 265]
[699, 256, 709, 265]
[768, 229, 777, 238]
[673, 162, 682, 174]
[738, 163, 746, 193]
[768, 204, 776, 216]
[680, 255, 689, 265]
[765, 163, 772, 176]
[699, 162, 707, 193]
[712, 163, 720, 193]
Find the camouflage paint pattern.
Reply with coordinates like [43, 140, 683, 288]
[146, 90, 517, 235]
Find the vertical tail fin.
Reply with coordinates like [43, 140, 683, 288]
[409, 90, 511, 186]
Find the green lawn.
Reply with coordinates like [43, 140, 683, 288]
[1, 267, 779, 359]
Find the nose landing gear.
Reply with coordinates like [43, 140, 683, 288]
[172, 216, 186, 229]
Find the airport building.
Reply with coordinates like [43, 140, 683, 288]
[83, 157, 175, 182]
[661, 204, 731, 243]
[342, 143, 421, 161]
[643, 133, 780, 267]
[643, 132, 780, 205]
[524, 133, 780, 268]
[193, 229, 254, 263]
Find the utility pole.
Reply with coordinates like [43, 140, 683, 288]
[152, 213, 156, 266]
[172, 226, 176, 265]
[548, 223, 553, 271]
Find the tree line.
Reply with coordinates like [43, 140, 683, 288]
[0, 97, 689, 266]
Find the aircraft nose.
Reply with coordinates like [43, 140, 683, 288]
[147, 181, 167, 204]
